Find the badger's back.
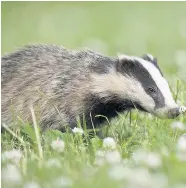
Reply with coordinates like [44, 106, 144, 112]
[2, 44, 115, 130]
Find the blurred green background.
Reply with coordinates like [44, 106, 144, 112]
[2, 2, 186, 76]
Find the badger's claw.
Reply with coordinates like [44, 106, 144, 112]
[179, 106, 186, 114]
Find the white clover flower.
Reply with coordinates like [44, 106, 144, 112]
[53, 176, 72, 188]
[126, 168, 154, 188]
[24, 181, 40, 188]
[152, 173, 168, 188]
[132, 149, 161, 168]
[177, 134, 186, 153]
[2, 164, 22, 186]
[51, 138, 65, 153]
[72, 127, 84, 135]
[103, 137, 117, 150]
[176, 134, 186, 161]
[2, 149, 22, 164]
[46, 158, 61, 168]
[171, 121, 185, 130]
[105, 150, 121, 164]
[95, 149, 106, 166]
[108, 165, 131, 181]
[95, 157, 105, 166]
[132, 149, 147, 164]
[146, 152, 162, 168]
[95, 149, 121, 165]
[128, 171, 168, 188]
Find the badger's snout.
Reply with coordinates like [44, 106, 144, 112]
[168, 107, 180, 119]
[157, 106, 186, 119]
[154, 105, 186, 119]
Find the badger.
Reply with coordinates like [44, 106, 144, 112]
[1, 44, 186, 131]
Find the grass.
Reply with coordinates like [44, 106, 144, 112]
[1, 2, 186, 188]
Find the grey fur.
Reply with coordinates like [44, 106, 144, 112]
[2, 44, 117, 130]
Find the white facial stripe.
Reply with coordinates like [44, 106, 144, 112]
[132, 57, 177, 107]
[146, 54, 154, 61]
[90, 69, 155, 111]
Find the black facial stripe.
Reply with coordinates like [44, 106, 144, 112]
[118, 59, 165, 109]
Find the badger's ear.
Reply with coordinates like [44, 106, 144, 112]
[116, 53, 135, 72]
[142, 54, 158, 65]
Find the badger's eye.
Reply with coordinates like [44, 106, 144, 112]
[148, 87, 156, 93]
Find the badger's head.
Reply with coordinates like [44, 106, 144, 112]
[115, 53, 180, 119]
[91, 53, 184, 119]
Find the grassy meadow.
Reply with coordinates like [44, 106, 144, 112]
[1, 2, 186, 188]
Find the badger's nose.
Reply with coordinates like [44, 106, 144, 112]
[168, 108, 180, 119]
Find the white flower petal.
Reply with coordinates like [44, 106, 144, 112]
[95, 149, 106, 166]
[177, 134, 186, 153]
[72, 127, 84, 135]
[108, 165, 130, 181]
[103, 137, 117, 150]
[146, 152, 162, 168]
[132, 149, 161, 168]
[171, 121, 185, 130]
[176, 134, 186, 161]
[105, 150, 121, 164]
[51, 139, 65, 153]
[2, 149, 22, 164]
[2, 164, 22, 186]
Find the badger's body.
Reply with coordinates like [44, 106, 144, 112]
[1, 44, 181, 131]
